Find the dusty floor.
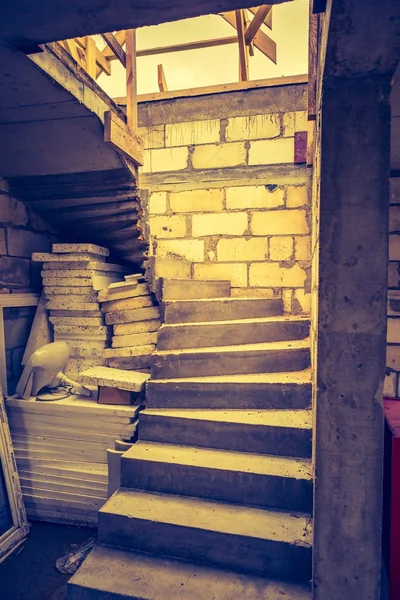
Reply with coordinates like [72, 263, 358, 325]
[0, 522, 94, 600]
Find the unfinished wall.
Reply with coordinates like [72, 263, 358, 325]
[138, 82, 311, 313]
[386, 178, 400, 397]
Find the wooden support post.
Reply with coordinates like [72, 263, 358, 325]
[125, 29, 137, 132]
[235, 9, 249, 82]
[85, 36, 97, 79]
[245, 11, 254, 57]
[157, 64, 168, 92]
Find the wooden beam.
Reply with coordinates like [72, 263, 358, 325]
[104, 111, 143, 166]
[113, 74, 308, 104]
[85, 36, 97, 79]
[75, 36, 111, 76]
[245, 5, 272, 44]
[102, 30, 126, 58]
[236, 9, 249, 82]
[220, 11, 276, 64]
[248, 6, 273, 29]
[101, 32, 126, 67]
[64, 39, 79, 62]
[137, 36, 238, 58]
[245, 11, 254, 56]
[125, 29, 137, 132]
[308, 3, 318, 120]
[157, 64, 168, 92]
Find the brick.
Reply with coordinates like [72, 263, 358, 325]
[7, 228, 50, 258]
[387, 345, 400, 371]
[170, 189, 224, 213]
[283, 111, 308, 136]
[192, 143, 246, 169]
[149, 215, 187, 238]
[193, 263, 247, 287]
[251, 210, 308, 235]
[166, 119, 220, 146]
[143, 147, 189, 173]
[390, 205, 400, 232]
[384, 372, 397, 398]
[389, 235, 400, 260]
[226, 185, 284, 210]
[293, 289, 311, 313]
[388, 318, 400, 343]
[295, 236, 311, 261]
[249, 262, 307, 287]
[0, 195, 28, 226]
[270, 236, 293, 261]
[137, 125, 165, 149]
[217, 238, 267, 262]
[149, 192, 167, 215]
[282, 289, 293, 313]
[388, 290, 400, 315]
[231, 287, 275, 299]
[226, 114, 280, 141]
[249, 138, 294, 165]
[390, 178, 400, 204]
[388, 262, 400, 287]
[0, 256, 30, 287]
[286, 185, 308, 208]
[0, 229, 6, 254]
[192, 212, 247, 237]
[157, 239, 205, 262]
[154, 256, 192, 280]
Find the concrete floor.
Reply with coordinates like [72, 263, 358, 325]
[0, 522, 93, 600]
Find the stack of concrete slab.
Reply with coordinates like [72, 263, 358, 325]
[5, 393, 140, 526]
[98, 275, 161, 373]
[32, 243, 129, 377]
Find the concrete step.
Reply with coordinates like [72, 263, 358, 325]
[161, 278, 231, 301]
[98, 489, 312, 583]
[147, 369, 312, 409]
[121, 441, 313, 513]
[157, 315, 310, 350]
[68, 545, 311, 600]
[163, 297, 283, 323]
[138, 409, 312, 458]
[151, 339, 310, 379]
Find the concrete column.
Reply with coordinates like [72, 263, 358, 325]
[312, 76, 391, 599]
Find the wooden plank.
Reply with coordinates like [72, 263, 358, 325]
[245, 5, 272, 44]
[114, 73, 307, 104]
[85, 36, 97, 79]
[104, 110, 143, 166]
[65, 39, 80, 62]
[157, 64, 168, 92]
[102, 30, 126, 58]
[75, 36, 112, 76]
[125, 29, 137, 132]
[137, 36, 238, 57]
[236, 10, 249, 82]
[245, 11, 254, 56]
[101, 32, 126, 67]
[248, 5, 273, 29]
[221, 11, 276, 64]
[308, 4, 318, 120]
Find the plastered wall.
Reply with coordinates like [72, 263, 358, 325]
[138, 83, 311, 313]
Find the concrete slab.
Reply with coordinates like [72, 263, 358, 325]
[113, 319, 161, 336]
[121, 441, 312, 512]
[52, 243, 109, 256]
[98, 488, 312, 582]
[32, 252, 106, 262]
[68, 545, 311, 600]
[104, 345, 155, 359]
[98, 283, 150, 303]
[105, 306, 160, 325]
[138, 409, 312, 458]
[78, 366, 149, 392]
[147, 369, 312, 409]
[43, 261, 128, 272]
[101, 295, 157, 314]
[151, 339, 311, 378]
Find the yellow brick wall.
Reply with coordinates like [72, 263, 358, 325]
[139, 98, 311, 314]
[386, 178, 400, 397]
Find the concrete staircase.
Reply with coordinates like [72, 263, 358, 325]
[68, 284, 313, 600]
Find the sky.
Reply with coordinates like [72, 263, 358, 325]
[97, 0, 309, 98]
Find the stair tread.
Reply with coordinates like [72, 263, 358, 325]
[69, 545, 311, 600]
[143, 408, 312, 429]
[159, 315, 310, 329]
[101, 488, 313, 546]
[165, 297, 281, 305]
[149, 367, 312, 385]
[153, 338, 310, 356]
[124, 441, 313, 479]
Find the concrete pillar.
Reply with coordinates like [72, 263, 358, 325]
[312, 76, 391, 599]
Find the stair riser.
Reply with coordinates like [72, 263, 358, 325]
[121, 458, 313, 513]
[146, 381, 312, 409]
[163, 299, 283, 324]
[68, 584, 120, 600]
[162, 280, 231, 301]
[151, 348, 310, 378]
[138, 416, 312, 458]
[157, 321, 310, 350]
[98, 514, 312, 583]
